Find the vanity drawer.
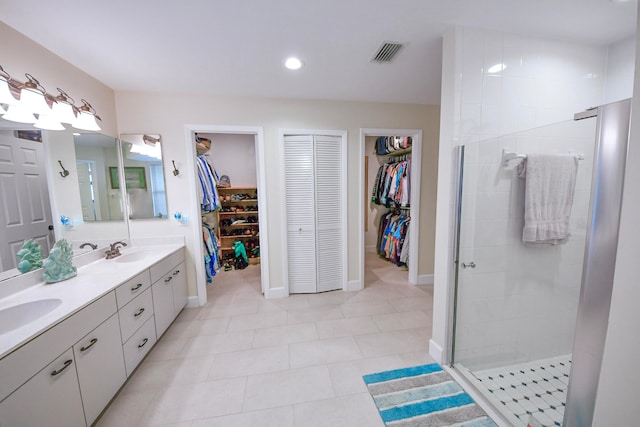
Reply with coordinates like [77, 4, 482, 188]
[115, 270, 151, 309]
[118, 287, 154, 343]
[122, 316, 156, 376]
[150, 248, 185, 283]
[0, 291, 117, 403]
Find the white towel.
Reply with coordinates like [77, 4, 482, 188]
[516, 154, 578, 245]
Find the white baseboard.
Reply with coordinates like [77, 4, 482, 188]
[186, 296, 201, 308]
[418, 274, 434, 285]
[345, 280, 363, 292]
[266, 286, 288, 299]
[429, 339, 444, 364]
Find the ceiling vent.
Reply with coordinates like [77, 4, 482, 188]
[370, 41, 404, 63]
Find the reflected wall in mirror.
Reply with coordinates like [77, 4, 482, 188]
[119, 134, 168, 220]
[73, 133, 124, 222]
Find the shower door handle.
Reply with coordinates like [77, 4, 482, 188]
[461, 261, 476, 269]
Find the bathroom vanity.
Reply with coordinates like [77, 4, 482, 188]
[0, 244, 185, 427]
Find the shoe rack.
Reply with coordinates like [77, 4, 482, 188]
[217, 187, 260, 265]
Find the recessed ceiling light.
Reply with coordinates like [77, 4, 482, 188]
[285, 57, 303, 70]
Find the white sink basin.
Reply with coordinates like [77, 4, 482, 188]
[0, 299, 62, 335]
[115, 251, 151, 263]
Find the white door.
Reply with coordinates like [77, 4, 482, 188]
[284, 134, 344, 294]
[0, 132, 53, 271]
[77, 160, 98, 221]
[284, 135, 318, 293]
[313, 135, 343, 292]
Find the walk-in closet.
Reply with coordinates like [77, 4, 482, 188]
[195, 132, 261, 285]
[365, 134, 414, 283]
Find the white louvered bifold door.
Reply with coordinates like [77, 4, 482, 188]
[284, 135, 318, 293]
[313, 135, 343, 292]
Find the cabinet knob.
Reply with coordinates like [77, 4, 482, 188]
[131, 283, 143, 291]
[173, 270, 180, 276]
[134, 307, 145, 317]
[461, 261, 476, 269]
[164, 276, 173, 283]
[138, 338, 149, 348]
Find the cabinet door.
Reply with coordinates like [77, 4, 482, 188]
[152, 271, 175, 337]
[0, 348, 86, 427]
[74, 313, 126, 426]
[284, 135, 318, 293]
[171, 261, 187, 314]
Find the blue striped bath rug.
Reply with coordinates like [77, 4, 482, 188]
[363, 363, 497, 427]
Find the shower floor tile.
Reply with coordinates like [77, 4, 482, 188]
[472, 354, 571, 427]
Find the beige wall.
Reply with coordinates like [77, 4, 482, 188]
[0, 22, 117, 137]
[115, 92, 439, 298]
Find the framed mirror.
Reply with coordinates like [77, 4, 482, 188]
[0, 118, 129, 281]
[119, 134, 168, 220]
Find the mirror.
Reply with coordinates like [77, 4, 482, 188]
[0, 118, 129, 282]
[119, 134, 168, 220]
[73, 133, 124, 222]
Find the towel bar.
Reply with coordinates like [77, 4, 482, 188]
[501, 148, 584, 167]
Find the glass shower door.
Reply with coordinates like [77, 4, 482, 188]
[452, 118, 597, 427]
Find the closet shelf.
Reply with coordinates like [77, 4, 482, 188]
[380, 146, 412, 157]
[218, 211, 258, 216]
[217, 186, 258, 191]
[219, 199, 258, 204]
[222, 223, 259, 227]
[220, 235, 258, 240]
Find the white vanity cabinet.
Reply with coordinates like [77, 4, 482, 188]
[0, 292, 119, 427]
[150, 249, 186, 338]
[0, 348, 86, 427]
[0, 245, 186, 426]
[73, 313, 127, 426]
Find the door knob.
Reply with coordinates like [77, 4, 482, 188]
[461, 261, 476, 269]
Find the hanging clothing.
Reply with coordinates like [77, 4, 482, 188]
[377, 212, 410, 266]
[372, 158, 411, 208]
[202, 223, 221, 283]
[375, 136, 412, 155]
[197, 155, 221, 212]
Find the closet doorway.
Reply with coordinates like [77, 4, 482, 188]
[185, 125, 269, 306]
[359, 128, 423, 289]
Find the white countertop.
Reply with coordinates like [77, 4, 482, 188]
[0, 243, 184, 359]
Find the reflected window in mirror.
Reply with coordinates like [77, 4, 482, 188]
[119, 134, 168, 220]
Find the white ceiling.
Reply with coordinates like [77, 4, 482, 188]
[0, 0, 636, 105]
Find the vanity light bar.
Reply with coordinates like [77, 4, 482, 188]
[0, 64, 102, 131]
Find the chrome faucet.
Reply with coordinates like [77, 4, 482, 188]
[105, 241, 127, 259]
[79, 242, 98, 250]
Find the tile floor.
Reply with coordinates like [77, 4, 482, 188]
[96, 253, 434, 427]
[471, 355, 572, 427]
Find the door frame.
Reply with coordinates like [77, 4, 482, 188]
[279, 129, 348, 296]
[359, 128, 423, 287]
[184, 124, 269, 305]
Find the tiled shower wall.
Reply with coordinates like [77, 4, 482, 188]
[448, 27, 626, 370]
